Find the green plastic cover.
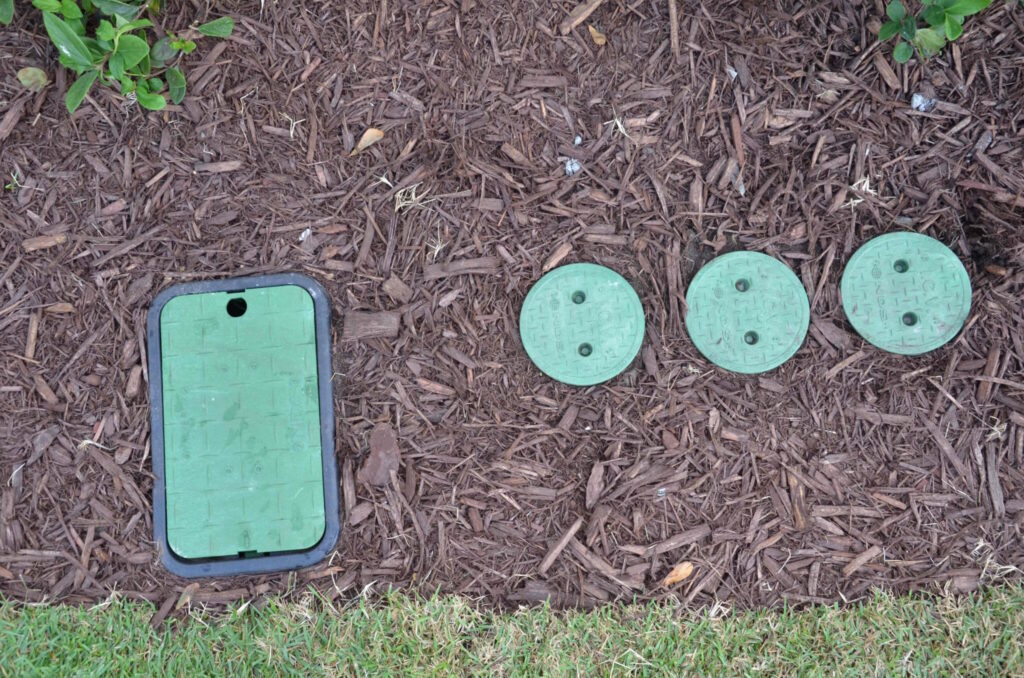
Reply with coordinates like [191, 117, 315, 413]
[841, 231, 971, 355]
[685, 251, 809, 374]
[519, 263, 645, 386]
[159, 285, 325, 559]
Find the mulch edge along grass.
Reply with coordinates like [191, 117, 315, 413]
[2, 585, 1022, 675]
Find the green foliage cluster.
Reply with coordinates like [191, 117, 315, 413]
[0, 0, 232, 113]
[879, 0, 993, 63]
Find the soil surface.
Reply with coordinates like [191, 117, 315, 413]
[2, 0, 1024, 615]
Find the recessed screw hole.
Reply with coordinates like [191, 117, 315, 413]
[735, 279, 750, 292]
[902, 312, 918, 326]
[572, 291, 586, 304]
[578, 343, 593, 357]
[744, 331, 759, 345]
[226, 298, 247, 317]
[894, 259, 909, 273]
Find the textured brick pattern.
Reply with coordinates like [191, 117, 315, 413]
[685, 251, 810, 374]
[520, 264, 645, 386]
[160, 285, 325, 559]
[841, 232, 971, 356]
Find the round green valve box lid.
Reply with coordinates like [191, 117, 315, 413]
[685, 251, 810, 374]
[841, 232, 971, 355]
[519, 263, 645, 386]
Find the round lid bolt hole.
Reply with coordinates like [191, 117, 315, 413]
[227, 298, 247, 317]
[578, 343, 593, 357]
[572, 291, 586, 304]
[735, 279, 750, 292]
[893, 259, 909, 273]
[902, 312, 918, 326]
[744, 331, 759, 345]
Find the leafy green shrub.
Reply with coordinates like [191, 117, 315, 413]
[0, 0, 233, 113]
[879, 0, 993, 63]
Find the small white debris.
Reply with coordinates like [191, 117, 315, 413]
[298, 227, 312, 242]
[911, 93, 937, 113]
[564, 158, 582, 176]
[573, 134, 582, 147]
[726, 66, 738, 81]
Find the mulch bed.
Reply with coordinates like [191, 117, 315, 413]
[2, 0, 1024, 614]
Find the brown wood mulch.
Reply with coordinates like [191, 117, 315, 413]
[1, 0, 1023, 612]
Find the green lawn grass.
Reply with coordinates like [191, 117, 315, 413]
[2, 586, 1022, 676]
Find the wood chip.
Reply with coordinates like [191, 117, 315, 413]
[0, 100, 25, 143]
[33, 375, 58, 405]
[977, 346, 1000, 403]
[500, 142, 532, 167]
[643, 524, 711, 557]
[99, 199, 128, 216]
[517, 75, 568, 89]
[125, 365, 142, 399]
[542, 242, 572, 272]
[873, 52, 900, 91]
[194, 160, 243, 173]
[986, 446, 1005, 517]
[539, 517, 583, 574]
[22, 234, 67, 252]
[559, 0, 604, 35]
[424, 257, 500, 280]
[842, 545, 881, 577]
[585, 463, 604, 510]
[24, 312, 39, 360]
[359, 423, 401, 486]
[44, 303, 75, 314]
[922, 418, 970, 482]
[342, 311, 400, 341]
[382, 275, 414, 304]
[416, 377, 456, 397]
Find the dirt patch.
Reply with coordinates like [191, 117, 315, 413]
[2, 0, 1023, 610]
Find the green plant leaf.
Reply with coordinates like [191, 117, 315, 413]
[136, 90, 166, 110]
[92, 0, 140, 17]
[181, 40, 196, 53]
[147, 76, 163, 92]
[119, 74, 135, 93]
[96, 19, 116, 41]
[33, 0, 62, 11]
[118, 18, 152, 33]
[17, 67, 50, 91]
[151, 36, 177, 62]
[60, 0, 83, 19]
[108, 52, 125, 79]
[82, 37, 108, 60]
[947, 0, 992, 15]
[886, 0, 906, 20]
[900, 16, 917, 40]
[43, 11, 94, 68]
[879, 20, 901, 41]
[945, 14, 964, 39]
[197, 16, 233, 37]
[65, 69, 98, 113]
[922, 5, 946, 26]
[913, 27, 947, 56]
[128, 53, 150, 75]
[894, 41, 913, 62]
[114, 33, 149, 69]
[0, 0, 13, 26]
[167, 66, 185, 103]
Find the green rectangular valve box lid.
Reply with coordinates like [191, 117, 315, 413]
[147, 273, 339, 578]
